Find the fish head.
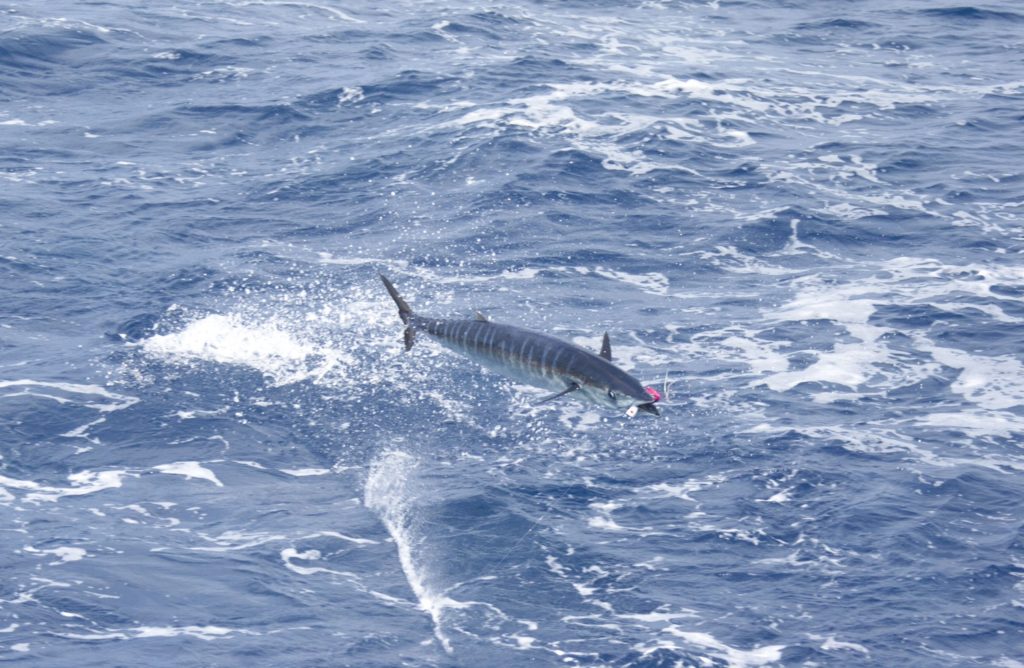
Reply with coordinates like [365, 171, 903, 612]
[594, 382, 660, 417]
[630, 386, 661, 417]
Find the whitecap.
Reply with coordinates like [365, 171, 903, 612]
[154, 462, 224, 487]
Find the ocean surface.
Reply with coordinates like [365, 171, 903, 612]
[2, 1, 1023, 665]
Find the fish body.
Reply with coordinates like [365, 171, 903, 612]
[380, 274, 659, 416]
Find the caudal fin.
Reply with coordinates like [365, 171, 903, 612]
[379, 273, 416, 350]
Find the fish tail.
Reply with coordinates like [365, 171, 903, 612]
[379, 273, 416, 350]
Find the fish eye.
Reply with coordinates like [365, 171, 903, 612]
[607, 390, 616, 400]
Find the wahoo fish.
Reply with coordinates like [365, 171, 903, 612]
[380, 274, 661, 417]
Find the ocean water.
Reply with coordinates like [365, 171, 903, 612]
[2, 0, 1023, 665]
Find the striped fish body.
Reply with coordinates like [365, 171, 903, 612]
[380, 274, 659, 415]
[416, 316, 635, 397]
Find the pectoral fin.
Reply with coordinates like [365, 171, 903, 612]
[535, 382, 580, 405]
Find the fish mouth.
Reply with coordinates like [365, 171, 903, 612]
[636, 401, 660, 416]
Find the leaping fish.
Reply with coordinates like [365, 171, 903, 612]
[380, 274, 661, 417]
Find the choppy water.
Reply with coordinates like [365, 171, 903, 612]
[2, 1, 1023, 665]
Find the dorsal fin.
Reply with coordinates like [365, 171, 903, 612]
[475, 311, 489, 322]
[600, 332, 612, 361]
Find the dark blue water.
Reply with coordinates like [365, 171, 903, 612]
[2, 1, 1023, 665]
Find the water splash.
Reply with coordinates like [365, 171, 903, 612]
[140, 312, 343, 387]
[363, 450, 466, 653]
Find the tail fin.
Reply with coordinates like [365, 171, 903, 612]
[379, 273, 416, 351]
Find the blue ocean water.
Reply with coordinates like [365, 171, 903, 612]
[2, 0, 1023, 665]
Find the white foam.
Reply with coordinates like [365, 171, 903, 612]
[0, 381, 137, 448]
[618, 609, 698, 623]
[760, 489, 792, 504]
[692, 523, 764, 546]
[227, 0, 364, 23]
[919, 341, 1024, 410]
[754, 256, 1024, 408]
[0, 469, 132, 504]
[191, 66, 254, 81]
[812, 634, 870, 654]
[316, 252, 403, 267]
[142, 313, 335, 386]
[995, 659, 1024, 668]
[663, 626, 785, 667]
[62, 467, 127, 497]
[588, 501, 627, 532]
[336, 86, 364, 104]
[714, 334, 789, 375]
[753, 549, 845, 573]
[632, 626, 784, 667]
[364, 450, 466, 653]
[441, 80, 723, 175]
[761, 341, 886, 392]
[154, 462, 224, 487]
[553, 401, 603, 431]
[301, 530, 377, 546]
[575, 266, 669, 295]
[280, 548, 357, 578]
[692, 246, 797, 276]
[917, 410, 1024, 438]
[59, 625, 242, 641]
[510, 634, 536, 649]
[0, 380, 138, 412]
[643, 474, 726, 503]
[773, 424, 1024, 473]
[188, 530, 286, 552]
[545, 555, 568, 578]
[655, 76, 773, 113]
[280, 467, 331, 477]
[502, 267, 542, 280]
[23, 546, 87, 565]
